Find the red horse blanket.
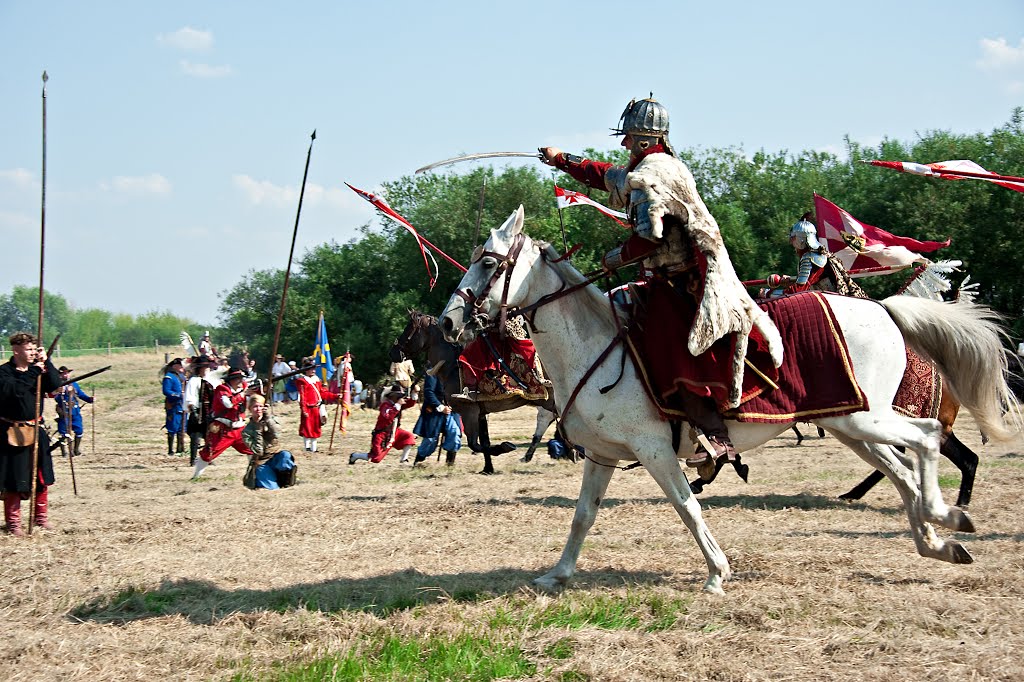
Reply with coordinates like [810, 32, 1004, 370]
[631, 291, 870, 423]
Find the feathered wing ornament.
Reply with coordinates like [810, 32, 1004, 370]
[902, 259, 962, 300]
[955, 275, 979, 304]
[206, 366, 227, 388]
[180, 331, 199, 358]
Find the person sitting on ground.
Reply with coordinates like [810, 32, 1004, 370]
[241, 395, 297, 490]
[350, 385, 418, 465]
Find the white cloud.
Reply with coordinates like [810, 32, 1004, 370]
[157, 27, 213, 52]
[232, 175, 367, 211]
[180, 60, 233, 78]
[0, 168, 38, 190]
[100, 174, 172, 195]
[977, 37, 1024, 70]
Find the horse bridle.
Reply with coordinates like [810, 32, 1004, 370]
[453, 233, 527, 337]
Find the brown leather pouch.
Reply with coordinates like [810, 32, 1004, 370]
[6, 422, 37, 448]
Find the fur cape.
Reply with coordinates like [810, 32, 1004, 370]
[606, 153, 784, 407]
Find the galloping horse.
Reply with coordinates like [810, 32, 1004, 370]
[389, 310, 557, 474]
[440, 207, 1019, 594]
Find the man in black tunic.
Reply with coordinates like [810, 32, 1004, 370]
[0, 332, 61, 536]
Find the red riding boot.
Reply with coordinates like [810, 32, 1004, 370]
[34, 486, 53, 530]
[3, 493, 23, 538]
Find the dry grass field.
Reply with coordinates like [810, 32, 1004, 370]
[1, 351, 1022, 681]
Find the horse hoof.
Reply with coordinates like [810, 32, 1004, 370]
[532, 576, 565, 593]
[702, 577, 726, 596]
[734, 463, 749, 483]
[689, 480, 705, 494]
[520, 455, 534, 463]
[950, 543, 974, 564]
[954, 510, 976, 534]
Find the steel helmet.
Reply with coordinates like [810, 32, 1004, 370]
[789, 218, 822, 251]
[612, 95, 670, 138]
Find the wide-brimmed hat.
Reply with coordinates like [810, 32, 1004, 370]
[191, 354, 213, 368]
[58, 365, 72, 373]
[275, 354, 284, 359]
[385, 383, 406, 400]
[225, 368, 246, 382]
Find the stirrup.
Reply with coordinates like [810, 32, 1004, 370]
[450, 390, 478, 402]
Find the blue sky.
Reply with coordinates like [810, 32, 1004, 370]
[1, 1, 1022, 324]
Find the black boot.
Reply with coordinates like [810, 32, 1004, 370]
[74, 436, 83, 457]
[167, 433, 175, 456]
[176, 431, 185, 454]
[189, 434, 200, 466]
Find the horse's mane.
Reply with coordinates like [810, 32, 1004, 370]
[538, 242, 624, 336]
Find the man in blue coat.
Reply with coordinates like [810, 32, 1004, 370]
[162, 358, 186, 455]
[52, 365, 94, 457]
[412, 361, 461, 466]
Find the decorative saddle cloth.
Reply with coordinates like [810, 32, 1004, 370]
[457, 334, 549, 403]
[630, 290, 870, 423]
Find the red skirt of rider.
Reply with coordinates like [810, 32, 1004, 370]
[640, 278, 740, 408]
[458, 335, 537, 386]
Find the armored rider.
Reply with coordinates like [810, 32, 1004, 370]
[540, 96, 782, 468]
[762, 212, 865, 299]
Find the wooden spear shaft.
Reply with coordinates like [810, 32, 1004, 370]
[29, 72, 49, 535]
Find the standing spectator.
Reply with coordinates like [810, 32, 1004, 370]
[184, 355, 214, 466]
[51, 365, 94, 458]
[297, 361, 339, 452]
[191, 368, 254, 479]
[242, 395, 297, 490]
[162, 358, 186, 456]
[0, 332, 61, 535]
[284, 361, 300, 402]
[351, 376, 363, 405]
[349, 385, 418, 464]
[389, 358, 415, 391]
[271, 354, 290, 403]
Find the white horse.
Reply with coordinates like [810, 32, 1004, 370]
[439, 206, 1020, 595]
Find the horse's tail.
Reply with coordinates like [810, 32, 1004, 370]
[880, 296, 1022, 442]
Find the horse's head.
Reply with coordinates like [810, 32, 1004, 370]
[389, 310, 435, 362]
[440, 205, 536, 344]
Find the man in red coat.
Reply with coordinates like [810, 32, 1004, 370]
[191, 368, 253, 479]
[297, 363, 339, 453]
[349, 385, 418, 464]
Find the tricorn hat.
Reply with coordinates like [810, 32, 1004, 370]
[225, 368, 246, 382]
[192, 354, 213, 367]
[58, 365, 72, 373]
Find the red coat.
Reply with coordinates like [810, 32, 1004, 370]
[368, 397, 417, 463]
[297, 375, 339, 438]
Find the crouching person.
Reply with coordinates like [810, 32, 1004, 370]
[349, 385, 417, 465]
[242, 395, 297, 490]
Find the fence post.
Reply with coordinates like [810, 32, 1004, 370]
[155, 339, 159, 354]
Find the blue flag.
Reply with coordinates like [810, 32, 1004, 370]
[313, 313, 334, 383]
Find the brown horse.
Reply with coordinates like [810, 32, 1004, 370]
[389, 311, 557, 474]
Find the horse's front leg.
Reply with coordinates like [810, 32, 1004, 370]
[533, 457, 615, 592]
[640, 448, 731, 594]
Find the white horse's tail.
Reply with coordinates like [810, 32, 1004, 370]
[880, 296, 1022, 442]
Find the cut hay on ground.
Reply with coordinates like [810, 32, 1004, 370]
[1, 352, 1022, 681]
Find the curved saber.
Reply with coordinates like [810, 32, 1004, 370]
[415, 151, 542, 174]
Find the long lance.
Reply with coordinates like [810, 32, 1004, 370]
[741, 264, 911, 287]
[29, 71, 49, 534]
[267, 130, 316, 410]
[473, 178, 487, 244]
[91, 383, 96, 456]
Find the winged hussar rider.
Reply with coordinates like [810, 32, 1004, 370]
[540, 96, 782, 468]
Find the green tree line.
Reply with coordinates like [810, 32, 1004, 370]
[219, 110, 1024, 381]
[0, 285, 205, 351]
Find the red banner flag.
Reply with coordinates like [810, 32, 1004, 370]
[345, 183, 468, 287]
[813, 194, 950, 272]
[554, 185, 629, 227]
[866, 159, 1024, 193]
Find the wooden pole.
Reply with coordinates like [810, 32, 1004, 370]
[267, 130, 316, 412]
[91, 384, 96, 455]
[29, 71, 49, 535]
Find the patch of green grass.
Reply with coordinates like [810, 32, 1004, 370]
[559, 672, 590, 682]
[544, 637, 575, 660]
[937, 473, 961, 489]
[233, 632, 535, 682]
[522, 591, 689, 632]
